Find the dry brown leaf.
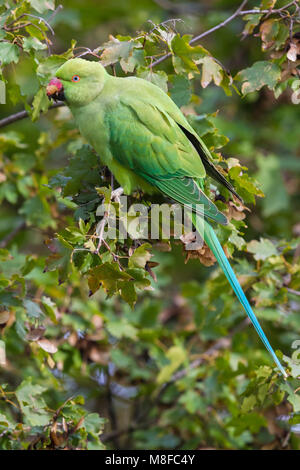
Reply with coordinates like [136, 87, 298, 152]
[50, 421, 66, 447]
[37, 338, 58, 354]
[26, 326, 46, 341]
[145, 260, 159, 281]
[152, 241, 171, 252]
[68, 332, 78, 346]
[47, 355, 55, 369]
[287, 39, 300, 62]
[89, 346, 109, 364]
[92, 314, 103, 329]
[186, 244, 216, 266]
[259, 19, 277, 50]
[180, 231, 216, 266]
[226, 201, 250, 221]
[0, 311, 10, 324]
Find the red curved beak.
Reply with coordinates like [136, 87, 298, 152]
[46, 78, 64, 101]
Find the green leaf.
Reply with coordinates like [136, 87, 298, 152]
[0, 131, 27, 150]
[41, 296, 58, 323]
[283, 355, 300, 379]
[120, 281, 137, 308]
[62, 145, 100, 197]
[88, 262, 132, 295]
[31, 88, 50, 121]
[170, 34, 208, 74]
[84, 412, 105, 435]
[23, 37, 47, 52]
[23, 299, 45, 320]
[16, 378, 50, 426]
[138, 69, 168, 92]
[288, 394, 300, 413]
[241, 395, 257, 414]
[128, 243, 152, 269]
[169, 74, 191, 107]
[188, 114, 215, 137]
[242, 13, 263, 36]
[0, 42, 19, 65]
[259, 19, 279, 50]
[0, 182, 18, 204]
[0, 412, 13, 428]
[0, 292, 22, 308]
[198, 56, 223, 88]
[247, 238, 278, 261]
[156, 346, 187, 384]
[37, 55, 67, 84]
[100, 36, 143, 72]
[179, 389, 206, 414]
[29, 0, 55, 14]
[228, 165, 264, 203]
[237, 61, 281, 95]
[229, 231, 247, 251]
[19, 195, 55, 229]
[229, 412, 267, 435]
[126, 268, 151, 290]
[107, 319, 138, 339]
[256, 154, 289, 217]
[44, 237, 73, 282]
[261, 0, 277, 8]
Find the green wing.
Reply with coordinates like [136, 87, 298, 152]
[105, 79, 227, 225]
[113, 77, 242, 202]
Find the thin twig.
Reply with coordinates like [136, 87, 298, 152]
[47, 4, 64, 24]
[94, 187, 124, 254]
[4, 13, 55, 35]
[95, 215, 108, 253]
[150, 0, 249, 68]
[25, 14, 55, 35]
[0, 221, 26, 248]
[287, 287, 300, 296]
[190, 0, 249, 45]
[0, 102, 64, 129]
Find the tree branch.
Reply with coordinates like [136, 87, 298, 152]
[150, 0, 249, 68]
[0, 221, 26, 248]
[0, 102, 64, 129]
[47, 4, 63, 24]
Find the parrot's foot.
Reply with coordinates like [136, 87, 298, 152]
[111, 187, 124, 203]
[94, 187, 124, 254]
[95, 217, 107, 254]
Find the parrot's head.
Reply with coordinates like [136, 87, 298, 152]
[46, 58, 108, 107]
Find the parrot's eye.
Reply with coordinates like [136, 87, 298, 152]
[72, 75, 80, 82]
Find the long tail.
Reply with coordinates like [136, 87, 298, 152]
[192, 215, 287, 378]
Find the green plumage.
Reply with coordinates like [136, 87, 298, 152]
[52, 58, 286, 376]
[55, 58, 227, 224]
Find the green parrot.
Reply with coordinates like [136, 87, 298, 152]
[47, 58, 286, 377]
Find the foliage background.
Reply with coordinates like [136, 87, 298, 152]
[0, 0, 300, 450]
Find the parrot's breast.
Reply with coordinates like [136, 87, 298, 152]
[70, 98, 157, 195]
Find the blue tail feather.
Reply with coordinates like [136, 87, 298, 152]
[193, 216, 287, 378]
